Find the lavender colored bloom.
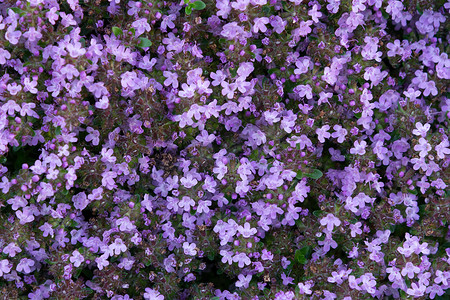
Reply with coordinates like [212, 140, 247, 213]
[350, 140, 367, 155]
[69, 250, 84, 267]
[253, 17, 269, 33]
[183, 242, 197, 256]
[235, 274, 252, 289]
[0, 259, 11, 276]
[16, 258, 35, 274]
[132, 18, 151, 37]
[144, 288, 164, 300]
[316, 125, 331, 143]
[320, 213, 341, 232]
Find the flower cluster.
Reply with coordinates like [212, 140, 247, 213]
[0, 0, 449, 299]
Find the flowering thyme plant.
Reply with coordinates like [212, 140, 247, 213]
[0, 0, 449, 299]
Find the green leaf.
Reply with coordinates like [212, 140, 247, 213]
[295, 170, 304, 180]
[112, 26, 123, 36]
[294, 249, 308, 264]
[185, 5, 193, 15]
[313, 210, 322, 217]
[9, 7, 22, 13]
[305, 169, 323, 180]
[407, 189, 418, 195]
[138, 37, 152, 48]
[299, 245, 312, 257]
[74, 268, 83, 278]
[8, 7, 25, 16]
[192, 0, 206, 10]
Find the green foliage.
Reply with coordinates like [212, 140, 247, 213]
[138, 37, 152, 48]
[112, 26, 123, 36]
[295, 246, 312, 264]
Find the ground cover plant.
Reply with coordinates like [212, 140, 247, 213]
[0, 0, 449, 299]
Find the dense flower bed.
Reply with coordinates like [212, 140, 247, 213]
[0, 0, 449, 299]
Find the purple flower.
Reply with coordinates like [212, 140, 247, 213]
[253, 17, 269, 33]
[237, 222, 257, 238]
[296, 20, 313, 37]
[295, 84, 313, 99]
[235, 274, 252, 289]
[116, 217, 136, 232]
[183, 242, 197, 256]
[70, 250, 84, 267]
[16, 207, 35, 224]
[0, 259, 11, 276]
[3, 243, 22, 257]
[66, 41, 86, 58]
[359, 273, 376, 294]
[281, 273, 294, 285]
[406, 282, 426, 297]
[210, 70, 227, 86]
[297, 281, 313, 295]
[401, 262, 420, 279]
[435, 139, 450, 159]
[350, 140, 367, 155]
[96, 254, 109, 270]
[270, 15, 287, 34]
[316, 125, 331, 143]
[414, 138, 431, 157]
[331, 125, 348, 143]
[320, 213, 341, 232]
[163, 71, 179, 89]
[178, 196, 195, 212]
[0, 48, 11, 65]
[349, 222, 362, 237]
[110, 238, 127, 255]
[16, 258, 35, 274]
[144, 288, 164, 300]
[308, 4, 322, 22]
[39, 222, 55, 238]
[220, 250, 233, 265]
[101, 171, 117, 190]
[85, 127, 100, 146]
[233, 252, 251, 268]
[23, 27, 42, 42]
[412, 122, 430, 137]
[132, 18, 151, 37]
[427, 284, 445, 299]
[261, 249, 274, 261]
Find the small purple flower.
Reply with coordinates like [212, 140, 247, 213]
[253, 17, 269, 33]
[331, 125, 348, 143]
[132, 18, 151, 37]
[233, 252, 251, 268]
[16, 258, 35, 274]
[235, 274, 252, 289]
[316, 125, 331, 143]
[183, 242, 197, 256]
[101, 171, 117, 190]
[401, 262, 420, 279]
[281, 273, 294, 285]
[85, 127, 100, 146]
[70, 250, 85, 267]
[0, 259, 11, 276]
[350, 140, 367, 155]
[144, 288, 164, 300]
[320, 213, 341, 232]
[178, 196, 195, 212]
